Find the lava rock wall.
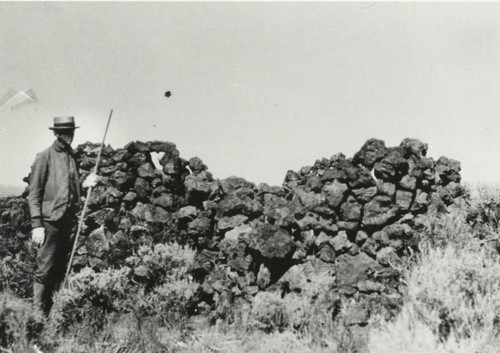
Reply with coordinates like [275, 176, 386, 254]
[1, 138, 465, 321]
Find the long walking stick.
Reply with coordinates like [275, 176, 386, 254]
[63, 109, 114, 287]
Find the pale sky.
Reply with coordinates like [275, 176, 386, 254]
[1, 2, 500, 187]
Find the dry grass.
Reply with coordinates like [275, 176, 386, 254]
[369, 184, 500, 353]
[369, 246, 500, 353]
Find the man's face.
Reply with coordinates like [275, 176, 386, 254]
[55, 129, 75, 146]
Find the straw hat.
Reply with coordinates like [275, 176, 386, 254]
[49, 116, 80, 130]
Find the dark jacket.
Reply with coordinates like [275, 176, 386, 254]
[27, 140, 81, 228]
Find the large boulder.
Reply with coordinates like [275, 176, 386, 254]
[435, 156, 461, 185]
[374, 148, 409, 182]
[335, 252, 383, 290]
[323, 180, 349, 208]
[131, 202, 170, 223]
[245, 223, 296, 259]
[352, 138, 387, 169]
[184, 173, 215, 205]
[362, 196, 399, 227]
[217, 194, 263, 218]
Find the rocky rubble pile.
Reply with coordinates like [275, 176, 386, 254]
[0, 138, 465, 325]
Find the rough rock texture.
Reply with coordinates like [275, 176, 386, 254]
[1, 137, 465, 332]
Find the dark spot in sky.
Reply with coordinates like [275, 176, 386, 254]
[164, 91, 172, 98]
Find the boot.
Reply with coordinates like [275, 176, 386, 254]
[33, 282, 48, 315]
[45, 280, 63, 315]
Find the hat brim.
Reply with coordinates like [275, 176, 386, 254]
[49, 126, 80, 130]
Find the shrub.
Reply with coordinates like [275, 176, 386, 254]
[43, 243, 199, 348]
[123, 242, 198, 325]
[46, 266, 135, 337]
[0, 252, 36, 299]
[0, 292, 44, 349]
[250, 291, 291, 332]
[248, 269, 339, 334]
[369, 238, 500, 352]
[142, 277, 200, 325]
[415, 202, 473, 254]
[465, 183, 500, 246]
[126, 243, 196, 292]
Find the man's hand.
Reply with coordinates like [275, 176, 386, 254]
[32, 227, 45, 246]
[82, 173, 99, 189]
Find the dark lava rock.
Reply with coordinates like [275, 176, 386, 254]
[335, 252, 383, 289]
[362, 196, 399, 227]
[353, 138, 388, 169]
[245, 223, 295, 259]
[435, 156, 461, 185]
[323, 180, 349, 208]
[189, 157, 208, 175]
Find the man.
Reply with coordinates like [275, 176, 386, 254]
[27, 116, 97, 315]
